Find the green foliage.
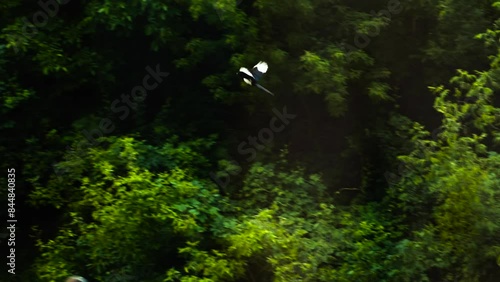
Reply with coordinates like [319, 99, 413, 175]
[166, 160, 338, 281]
[167, 160, 409, 282]
[33, 136, 231, 281]
[1, 1, 500, 281]
[386, 34, 500, 280]
[0, 45, 34, 116]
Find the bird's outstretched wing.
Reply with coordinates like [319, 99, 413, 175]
[239, 67, 253, 77]
[255, 83, 274, 96]
[251, 61, 268, 81]
[238, 67, 255, 85]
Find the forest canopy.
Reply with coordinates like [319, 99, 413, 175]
[0, 0, 499, 281]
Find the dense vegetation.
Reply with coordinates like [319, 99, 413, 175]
[1, 0, 499, 281]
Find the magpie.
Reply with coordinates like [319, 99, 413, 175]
[237, 61, 274, 96]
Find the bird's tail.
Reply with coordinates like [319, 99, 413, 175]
[255, 83, 274, 96]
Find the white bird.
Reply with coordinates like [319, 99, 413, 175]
[66, 276, 87, 282]
[237, 61, 274, 96]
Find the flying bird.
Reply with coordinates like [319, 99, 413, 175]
[237, 61, 274, 96]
